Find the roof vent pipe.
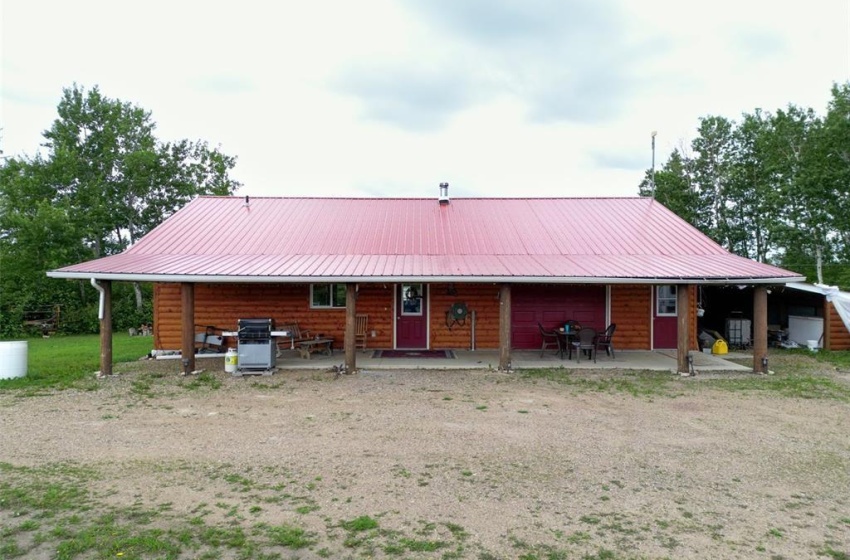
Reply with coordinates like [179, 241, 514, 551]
[243, 195, 250, 207]
[438, 182, 449, 205]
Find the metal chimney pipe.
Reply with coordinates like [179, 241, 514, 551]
[439, 182, 449, 204]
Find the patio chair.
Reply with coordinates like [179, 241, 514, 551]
[538, 322, 562, 358]
[595, 323, 616, 359]
[355, 314, 368, 350]
[571, 327, 597, 363]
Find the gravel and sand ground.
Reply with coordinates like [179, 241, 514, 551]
[1, 355, 849, 559]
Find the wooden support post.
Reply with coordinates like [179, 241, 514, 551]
[677, 284, 690, 375]
[99, 280, 113, 376]
[499, 283, 512, 371]
[181, 283, 195, 374]
[823, 297, 831, 351]
[753, 286, 768, 373]
[345, 283, 357, 373]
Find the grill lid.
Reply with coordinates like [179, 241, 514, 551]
[237, 318, 274, 339]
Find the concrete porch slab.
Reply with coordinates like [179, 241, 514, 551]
[265, 348, 752, 374]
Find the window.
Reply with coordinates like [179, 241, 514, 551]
[401, 283, 423, 315]
[311, 284, 347, 308]
[656, 285, 677, 316]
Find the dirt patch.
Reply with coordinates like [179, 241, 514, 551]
[1, 361, 849, 559]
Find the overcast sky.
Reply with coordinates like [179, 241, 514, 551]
[2, 0, 848, 198]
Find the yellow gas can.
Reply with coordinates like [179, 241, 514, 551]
[712, 339, 728, 355]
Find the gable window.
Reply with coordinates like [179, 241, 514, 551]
[656, 285, 677, 316]
[311, 284, 347, 308]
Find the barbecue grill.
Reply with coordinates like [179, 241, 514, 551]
[237, 318, 276, 370]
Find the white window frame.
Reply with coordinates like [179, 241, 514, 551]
[656, 285, 678, 317]
[310, 283, 347, 309]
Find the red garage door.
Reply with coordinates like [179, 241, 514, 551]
[512, 285, 607, 349]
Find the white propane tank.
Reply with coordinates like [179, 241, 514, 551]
[224, 347, 238, 374]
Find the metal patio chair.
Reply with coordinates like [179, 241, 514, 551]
[571, 327, 597, 363]
[538, 322, 562, 358]
[595, 323, 617, 359]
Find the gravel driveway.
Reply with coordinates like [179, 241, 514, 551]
[1, 361, 848, 559]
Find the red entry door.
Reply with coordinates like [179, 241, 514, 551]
[653, 285, 678, 349]
[396, 283, 427, 349]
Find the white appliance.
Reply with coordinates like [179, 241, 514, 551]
[788, 315, 823, 348]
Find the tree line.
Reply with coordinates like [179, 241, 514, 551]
[0, 85, 240, 336]
[3, 83, 848, 337]
[639, 82, 850, 289]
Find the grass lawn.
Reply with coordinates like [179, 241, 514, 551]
[0, 334, 153, 390]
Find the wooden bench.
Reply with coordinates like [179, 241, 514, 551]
[297, 338, 334, 359]
[276, 323, 314, 353]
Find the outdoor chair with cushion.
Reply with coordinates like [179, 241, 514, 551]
[595, 323, 616, 359]
[571, 327, 597, 363]
[538, 322, 562, 358]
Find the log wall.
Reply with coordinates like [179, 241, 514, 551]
[153, 283, 396, 350]
[826, 301, 850, 351]
[610, 285, 651, 350]
[429, 283, 501, 349]
[154, 281, 676, 351]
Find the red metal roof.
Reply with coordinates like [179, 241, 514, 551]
[49, 197, 804, 283]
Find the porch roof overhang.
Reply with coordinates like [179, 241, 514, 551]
[47, 251, 805, 285]
[48, 271, 806, 285]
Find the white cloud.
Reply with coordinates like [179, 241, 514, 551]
[2, 0, 848, 198]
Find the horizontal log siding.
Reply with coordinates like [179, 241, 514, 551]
[152, 282, 395, 350]
[827, 301, 850, 351]
[352, 284, 394, 350]
[610, 285, 651, 350]
[154, 283, 182, 350]
[155, 281, 687, 352]
[429, 283, 501, 349]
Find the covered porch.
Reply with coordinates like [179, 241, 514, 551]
[89, 280, 771, 377]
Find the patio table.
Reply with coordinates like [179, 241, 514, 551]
[555, 328, 580, 359]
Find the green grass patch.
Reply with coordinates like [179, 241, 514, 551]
[0, 334, 152, 391]
[520, 369, 676, 398]
[0, 461, 330, 559]
[704, 373, 850, 401]
[819, 546, 850, 560]
[810, 350, 850, 370]
[265, 524, 316, 548]
[521, 364, 850, 401]
[397, 537, 447, 552]
[0, 462, 97, 514]
[182, 372, 222, 391]
[341, 515, 379, 532]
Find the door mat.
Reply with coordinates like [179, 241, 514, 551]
[372, 350, 455, 359]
